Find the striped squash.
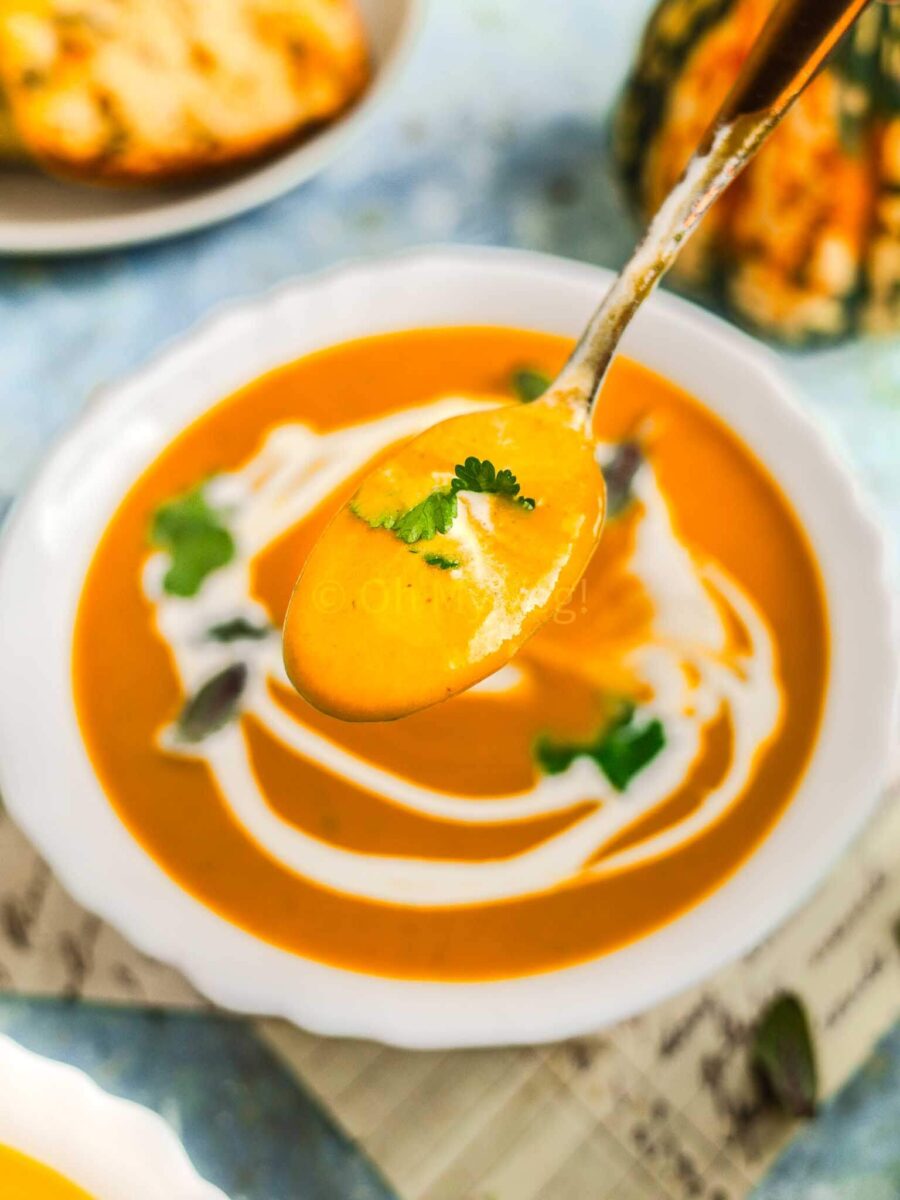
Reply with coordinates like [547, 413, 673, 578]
[614, 0, 900, 343]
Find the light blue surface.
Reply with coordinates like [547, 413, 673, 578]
[0, 998, 394, 1200]
[0, 1, 898, 1197]
[753, 1022, 900, 1200]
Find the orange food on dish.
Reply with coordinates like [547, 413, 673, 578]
[0, 1144, 95, 1200]
[72, 327, 828, 981]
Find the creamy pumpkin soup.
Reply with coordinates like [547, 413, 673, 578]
[73, 328, 827, 980]
[0, 1144, 95, 1200]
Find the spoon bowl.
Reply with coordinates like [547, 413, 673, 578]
[285, 390, 605, 719]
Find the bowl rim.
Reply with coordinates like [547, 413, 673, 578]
[0, 1033, 226, 1198]
[0, 245, 896, 1048]
[0, 0, 425, 256]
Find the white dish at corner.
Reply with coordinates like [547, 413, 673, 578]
[0, 0, 421, 257]
[0, 1034, 226, 1198]
[0, 247, 896, 1049]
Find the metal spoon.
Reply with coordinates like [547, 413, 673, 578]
[285, 0, 874, 721]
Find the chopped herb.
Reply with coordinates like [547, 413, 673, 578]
[150, 485, 235, 598]
[423, 553, 460, 570]
[207, 617, 271, 643]
[452, 457, 518, 497]
[602, 441, 643, 518]
[357, 493, 459, 542]
[353, 457, 534, 547]
[392, 491, 458, 544]
[534, 701, 665, 791]
[511, 367, 551, 403]
[351, 504, 399, 532]
[452, 457, 536, 510]
[596, 711, 665, 791]
[534, 737, 583, 777]
[176, 663, 247, 743]
[751, 993, 818, 1119]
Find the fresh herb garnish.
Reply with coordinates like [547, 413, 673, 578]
[451, 457, 535, 510]
[176, 663, 247, 743]
[534, 701, 665, 791]
[751, 993, 818, 1119]
[354, 457, 534, 546]
[392, 491, 459, 544]
[423, 553, 460, 570]
[452, 457, 515, 497]
[353, 493, 458, 543]
[602, 441, 643, 518]
[207, 618, 271, 643]
[511, 367, 551, 403]
[353, 507, 399, 532]
[150, 485, 235, 598]
[595, 708, 665, 791]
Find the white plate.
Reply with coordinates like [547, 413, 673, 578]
[0, 247, 896, 1048]
[0, 1034, 226, 1198]
[0, 0, 421, 256]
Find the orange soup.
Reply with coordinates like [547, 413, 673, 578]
[0, 1144, 95, 1200]
[73, 327, 827, 980]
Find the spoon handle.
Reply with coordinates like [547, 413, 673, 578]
[555, 0, 873, 412]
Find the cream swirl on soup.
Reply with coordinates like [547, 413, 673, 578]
[146, 400, 782, 908]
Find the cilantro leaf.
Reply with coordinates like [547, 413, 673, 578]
[423, 553, 460, 570]
[392, 492, 458, 544]
[176, 663, 247, 743]
[353, 493, 457, 544]
[511, 367, 551, 403]
[534, 702, 665, 791]
[150, 485, 235, 598]
[596, 713, 665, 791]
[351, 504, 400, 531]
[751, 993, 818, 1118]
[207, 618, 270, 643]
[533, 738, 582, 776]
[451, 457, 536, 510]
[351, 457, 535, 549]
[451, 456, 520, 497]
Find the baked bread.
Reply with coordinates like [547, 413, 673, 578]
[0, 0, 370, 183]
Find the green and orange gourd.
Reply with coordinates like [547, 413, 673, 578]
[614, 0, 900, 343]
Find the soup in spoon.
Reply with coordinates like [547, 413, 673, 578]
[284, 390, 605, 720]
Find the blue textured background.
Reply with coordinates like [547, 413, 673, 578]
[0, 1, 898, 1196]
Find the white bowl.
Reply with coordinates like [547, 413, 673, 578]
[0, 0, 421, 256]
[0, 247, 895, 1048]
[0, 1034, 226, 1198]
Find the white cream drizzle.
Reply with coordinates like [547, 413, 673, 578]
[147, 395, 783, 909]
